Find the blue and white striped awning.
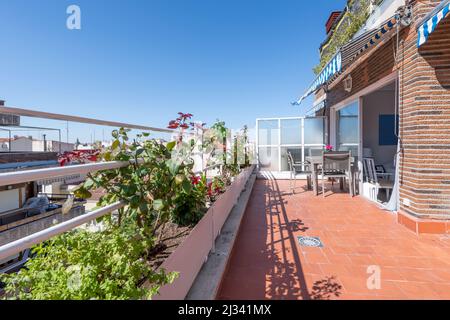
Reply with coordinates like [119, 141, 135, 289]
[292, 15, 399, 106]
[418, 0, 450, 47]
[291, 52, 342, 106]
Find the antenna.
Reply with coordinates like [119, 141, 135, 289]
[66, 121, 69, 143]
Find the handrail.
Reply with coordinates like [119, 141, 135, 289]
[0, 106, 174, 134]
[0, 155, 217, 260]
[0, 201, 125, 261]
[0, 161, 131, 187]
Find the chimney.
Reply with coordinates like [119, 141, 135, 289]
[325, 11, 342, 35]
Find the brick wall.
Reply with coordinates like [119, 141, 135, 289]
[322, 0, 450, 230]
[398, 0, 450, 220]
[325, 33, 398, 105]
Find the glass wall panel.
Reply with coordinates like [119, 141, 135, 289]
[281, 119, 302, 145]
[304, 147, 324, 158]
[258, 120, 279, 146]
[337, 145, 359, 158]
[258, 147, 279, 171]
[280, 147, 302, 171]
[304, 117, 325, 145]
[257, 117, 326, 172]
[337, 102, 359, 155]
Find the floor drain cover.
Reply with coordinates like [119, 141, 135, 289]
[298, 236, 323, 248]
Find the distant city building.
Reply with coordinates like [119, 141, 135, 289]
[0, 136, 74, 153]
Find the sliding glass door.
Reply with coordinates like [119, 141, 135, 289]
[336, 101, 359, 157]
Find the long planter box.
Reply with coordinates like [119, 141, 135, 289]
[154, 165, 255, 300]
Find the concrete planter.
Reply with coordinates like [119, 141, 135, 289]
[154, 165, 255, 300]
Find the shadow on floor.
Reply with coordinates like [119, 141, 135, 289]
[217, 177, 345, 300]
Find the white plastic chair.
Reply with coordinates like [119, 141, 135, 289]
[363, 158, 394, 202]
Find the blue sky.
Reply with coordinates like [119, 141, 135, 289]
[0, 0, 345, 143]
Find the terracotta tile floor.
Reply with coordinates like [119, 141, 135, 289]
[217, 179, 450, 300]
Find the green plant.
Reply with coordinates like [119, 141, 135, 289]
[78, 127, 205, 239]
[0, 224, 176, 300]
[207, 175, 227, 202]
[1, 122, 204, 300]
[1, 112, 247, 300]
[314, 0, 372, 74]
[211, 120, 228, 166]
[172, 174, 208, 226]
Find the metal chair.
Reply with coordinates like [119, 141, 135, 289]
[287, 152, 312, 193]
[321, 151, 354, 197]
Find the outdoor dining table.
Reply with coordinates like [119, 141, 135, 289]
[305, 155, 356, 196]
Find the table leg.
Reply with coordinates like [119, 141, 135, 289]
[313, 164, 319, 196]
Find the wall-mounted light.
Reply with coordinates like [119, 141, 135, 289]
[344, 75, 353, 93]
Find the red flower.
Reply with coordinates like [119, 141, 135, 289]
[191, 176, 201, 185]
[177, 112, 194, 120]
[168, 120, 179, 129]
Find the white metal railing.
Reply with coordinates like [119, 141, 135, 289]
[0, 201, 125, 261]
[0, 157, 223, 261]
[0, 161, 130, 187]
[0, 140, 252, 262]
[0, 161, 134, 261]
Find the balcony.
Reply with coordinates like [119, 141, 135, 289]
[218, 179, 450, 300]
[1, 108, 450, 301]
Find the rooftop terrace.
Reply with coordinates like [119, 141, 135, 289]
[218, 179, 450, 300]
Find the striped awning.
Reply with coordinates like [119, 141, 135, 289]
[292, 15, 399, 106]
[292, 52, 342, 106]
[417, 0, 450, 47]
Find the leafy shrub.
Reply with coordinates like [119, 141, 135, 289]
[0, 224, 177, 300]
[172, 175, 208, 226]
[1, 113, 247, 300]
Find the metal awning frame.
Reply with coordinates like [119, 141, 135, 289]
[293, 12, 403, 106]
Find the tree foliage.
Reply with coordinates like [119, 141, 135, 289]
[314, 0, 372, 75]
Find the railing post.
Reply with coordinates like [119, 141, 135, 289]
[211, 204, 215, 254]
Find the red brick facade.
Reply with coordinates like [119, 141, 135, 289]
[397, 0, 450, 233]
[322, 0, 450, 234]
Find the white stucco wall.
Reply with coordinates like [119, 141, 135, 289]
[10, 137, 33, 152]
[0, 188, 22, 213]
[354, 0, 406, 38]
[31, 140, 74, 153]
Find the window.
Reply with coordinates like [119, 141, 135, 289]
[336, 101, 359, 157]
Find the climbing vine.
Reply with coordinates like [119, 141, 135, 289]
[313, 0, 382, 74]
